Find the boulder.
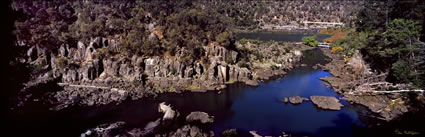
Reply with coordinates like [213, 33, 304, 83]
[310, 96, 343, 110]
[158, 102, 178, 120]
[245, 80, 259, 87]
[186, 111, 214, 123]
[288, 96, 309, 104]
[167, 125, 212, 137]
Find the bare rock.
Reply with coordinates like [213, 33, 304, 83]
[288, 96, 309, 104]
[186, 111, 214, 123]
[158, 102, 178, 120]
[80, 121, 125, 137]
[310, 96, 343, 110]
[245, 80, 259, 87]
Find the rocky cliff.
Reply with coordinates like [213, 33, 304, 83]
[11, 0, 312, 110]
[20, 36, 303, 110]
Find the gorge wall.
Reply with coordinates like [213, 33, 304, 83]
[10, 0, 356, 109]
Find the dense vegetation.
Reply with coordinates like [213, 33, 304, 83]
[301, 36, 318, 47]
[332, 0, 425, 88]
[12, 1, 234, 59]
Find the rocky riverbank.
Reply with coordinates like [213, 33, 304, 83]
[318, 48, 416, 121]
[16, 37, 308, 110]
[81, 102, 214, 137]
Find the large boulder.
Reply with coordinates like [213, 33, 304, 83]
[158, 102, 178, 120]
[186, 111, 214, 124]
[310, 96, 343, 110]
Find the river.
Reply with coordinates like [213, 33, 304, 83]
[7, 32, 379, 137]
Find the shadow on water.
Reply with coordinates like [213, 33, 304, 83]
[7, 49, 400, 137]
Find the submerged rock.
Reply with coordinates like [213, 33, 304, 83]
[186, 111, 214, 123]
[220, 129, 238, 137]
[310, 96, 343, 110]
[288, 96, 309, 104]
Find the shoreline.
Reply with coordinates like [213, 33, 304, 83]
[318, 48, 416, 121]
[232, 27, 322, 34]
[16, 41, 311, 111]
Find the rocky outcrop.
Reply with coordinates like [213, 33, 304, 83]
[186, 111, 214, 124]
[166, 125, 213, 137]
[310, 96, 343, 110]
[19, 36, 303, 110]
[288, 96, 309, 104]
[81, 103, 214, 137]
[320, 48, 409, 120]
[342, 94, 408, 121]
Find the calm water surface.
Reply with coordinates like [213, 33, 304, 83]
[7, 40, 372, 137]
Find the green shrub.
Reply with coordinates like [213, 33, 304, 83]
[225, 56, 234, 64]
[302, 36, 319, 47]
[237, 59, 250, 68]
[56, 57, 68, 70]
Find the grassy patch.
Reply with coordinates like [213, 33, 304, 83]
[185, 85, 201, 90]
[169, 87, 176, 92]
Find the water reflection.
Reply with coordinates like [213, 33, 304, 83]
[7, 50, 367, 137]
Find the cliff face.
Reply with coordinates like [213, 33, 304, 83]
[12, 1, 334, 109]
[23, 36, 303, 110]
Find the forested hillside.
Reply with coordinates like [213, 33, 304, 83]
[330, 0, 425, 88]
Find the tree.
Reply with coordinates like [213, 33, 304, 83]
[163, 8, 233, 59]
[302, 36, 319, 47]
[216, 31, 235, 49]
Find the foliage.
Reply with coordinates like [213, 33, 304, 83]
[344, 58, 351, 63]
[342, 0, 425, 88]
[302, 36, 319, 47]
[217, 31, 236, 49]
[56, 57, 68, 70]
[332, 31, 368, 57]
[391, 60, 414, 82]
[225, 56, 234, 64]
[12, 1, 235, 59]
[185, 85, 201, 90]
[322, 28, 352, 43]
[331, 46, 344, 54]
[237, 59, 250, 69]
[163, 8, 233, 60]
[131, 79, 142, 87]
[253, 50, 264, 62]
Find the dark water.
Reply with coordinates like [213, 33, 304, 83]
[6, 49, 376, 137]
[236, 31, 330, 42]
